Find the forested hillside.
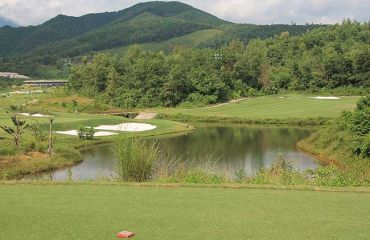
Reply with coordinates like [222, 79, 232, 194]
[0, 1, 320, 78]
[69, 21, 369, 108]
[0, 1, 225, 58]
[199, 24, 321, 48]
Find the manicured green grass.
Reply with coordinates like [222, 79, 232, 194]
[0, 184, 369, 240]
[0, 91, 189, 137]
[158, 95, 360, 120]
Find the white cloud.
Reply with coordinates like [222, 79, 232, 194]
[0, 0, 369, 26]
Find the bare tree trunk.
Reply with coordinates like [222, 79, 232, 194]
[48, 118, 54, 156]
[15, 117, 20, 148]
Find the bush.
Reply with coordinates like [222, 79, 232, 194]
[251, 154, 306, 185]
[306, 166, 367, 187]
[234, 169, 248, 183]
[78, 126, 95, 140]
[184, 169, 224, 184]
[179, 93, 218, 108]
[61, 102, 67, 108]
[360, 134, 370, 158]
[0, 145, 18, 155]
[24, 142, 37, 153]
[114, 137, 163, 182]
[37, 143, 48, 153]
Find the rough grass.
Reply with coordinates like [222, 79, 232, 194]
[157, 94, 360, 120]
[0, 184, 369, 240]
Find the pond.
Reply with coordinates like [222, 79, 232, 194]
[28, 125, 319, 180]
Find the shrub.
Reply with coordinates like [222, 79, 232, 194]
[184, 170, 224, 184]
[251, 154, 306, 185]
[29, 121, 47, 143]
[179, 93, 218, 108]
[0, 145, 18, 155]
[234, 169, 248, 183]
[78, 126, 95, 140]
[306, 166, 367, 187]
[37, 143, 48, 153]
[24, 142, 36, 153]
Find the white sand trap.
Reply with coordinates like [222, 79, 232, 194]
[95, 123, 157, 132]
[18, 113, 53, 117]
[55, 130, 117, 137]
[9, 91, 30, 94]
[278, 97, 293, 99]
[309, 96, 340, 100]
[9, 90, 44, 94]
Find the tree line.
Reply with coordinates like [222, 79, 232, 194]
[69, 20, 370, 108]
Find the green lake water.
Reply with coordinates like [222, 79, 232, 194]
[29, 125, 319, 180]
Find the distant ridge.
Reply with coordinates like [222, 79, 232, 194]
[0, 16, 18, 27]
[0, 1, 226, 57]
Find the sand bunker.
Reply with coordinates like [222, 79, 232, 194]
[95, 123, 157, 132]
[55, 130, 117, 137]
[309, 96, 340, 100]
[55, 123, 156, 137]
[278, 97, 293, 99]
[19, 113, 53, 117]
[9, 90, 44, 94]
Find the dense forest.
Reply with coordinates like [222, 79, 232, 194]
[0, 1, 319, 78]
[198, 23, 321, 49]
[68, 21, 370, 108]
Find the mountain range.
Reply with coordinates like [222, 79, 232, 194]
[0, 16, 18, 27]
[0, 1, 321, 78]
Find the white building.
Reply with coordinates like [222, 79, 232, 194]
[0, 72, 31, 79]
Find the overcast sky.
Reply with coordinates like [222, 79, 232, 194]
[0, 0, 369, 26]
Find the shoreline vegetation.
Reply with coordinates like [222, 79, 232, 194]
[109, 134, 369, 187]
[0, 123, 194, 180]
[0, 91, 368, 188]
[157, 113, 330, 126]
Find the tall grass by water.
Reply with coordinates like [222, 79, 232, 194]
[113, 137, 368, 186]
[114, 136, 164, 182]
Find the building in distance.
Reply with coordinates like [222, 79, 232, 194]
[0, 72, 31, 79]
[23, 80, 68, 87]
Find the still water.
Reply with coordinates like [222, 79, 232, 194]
[29, 126, 319, 180]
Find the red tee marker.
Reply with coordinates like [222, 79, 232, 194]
[117, 231, 135, 238]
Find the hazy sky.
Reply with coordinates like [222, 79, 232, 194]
[0, 0, 369, 26]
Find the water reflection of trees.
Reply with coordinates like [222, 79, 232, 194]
[158, 126, 311, 171]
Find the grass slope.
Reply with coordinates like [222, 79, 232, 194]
[0, 184, 369, 240]
[104, 29, 223, 54]
[158, 95, 360, 120]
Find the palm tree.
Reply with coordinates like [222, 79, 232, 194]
[0, 114, 28, 148]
